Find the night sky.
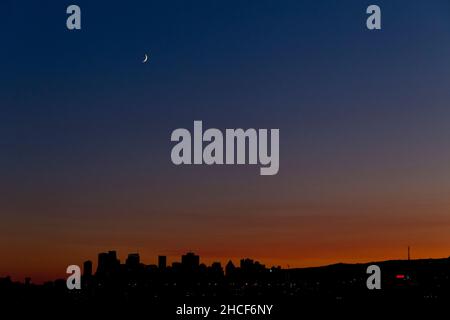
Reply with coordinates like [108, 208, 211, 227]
[2, 0, 450, 282]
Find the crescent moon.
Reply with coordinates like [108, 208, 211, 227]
[143, 54, 148, 63]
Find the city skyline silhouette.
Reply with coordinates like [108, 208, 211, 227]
[2, 248, 449, 285]
[2, 248, 450, 310]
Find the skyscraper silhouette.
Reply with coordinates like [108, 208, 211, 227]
[182, 252, 200, 271]
[83, 260, 92, 277]
[126, 253, 140, 269]
[158, 255, 167, 269]
[97, 251, 120, 275]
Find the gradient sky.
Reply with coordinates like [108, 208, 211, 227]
[2, 0, 450, 283]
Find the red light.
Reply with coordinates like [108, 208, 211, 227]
[395, 274, 405, 279]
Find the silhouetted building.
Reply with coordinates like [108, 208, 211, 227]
[226, 260, 236, 276]
[83, 260, 92, 277]
[172, 262, 182, 272]
[240, 258, 265, 272]
[97, 253, 107, 273]
[211, 262, 222, 270]
[182, 252, 200, 271]
[240, 258, 254, 270]
[97, 250, 120, 274]
[146, 265, 158, 272]
[126, 253, 140, 269]
[210, 262, 224, 277]
[158, 255, 167, 269]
